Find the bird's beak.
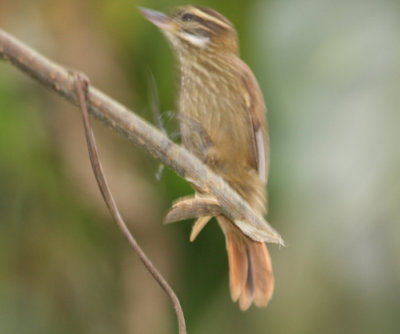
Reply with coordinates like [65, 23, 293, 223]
[139, 7, 174, 32]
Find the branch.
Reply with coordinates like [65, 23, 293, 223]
[0, 28, 284, 245]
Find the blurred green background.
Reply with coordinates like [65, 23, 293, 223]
[1, 0, 399, 333]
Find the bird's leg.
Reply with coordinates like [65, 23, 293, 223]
[168, 117, 223, 239]
[164, 195, 223, 224]
[164, 195, 224, 241]
[190, 216, 212, 241]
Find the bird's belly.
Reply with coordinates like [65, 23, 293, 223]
[179, 92, 250, 173]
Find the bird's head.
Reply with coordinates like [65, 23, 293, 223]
[140, 5, 238, 55]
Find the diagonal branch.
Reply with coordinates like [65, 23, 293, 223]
[0, 28, 283, 245]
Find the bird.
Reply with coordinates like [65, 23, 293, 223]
[140, 5, 274, 311]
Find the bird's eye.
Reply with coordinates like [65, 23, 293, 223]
[182, 13, 196, 22]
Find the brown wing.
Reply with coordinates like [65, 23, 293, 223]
[239, 61, 268, 182]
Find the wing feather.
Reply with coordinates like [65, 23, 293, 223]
[239, 63, 268, 182]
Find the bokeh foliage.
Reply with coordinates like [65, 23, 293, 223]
[1, 0, 399, 333]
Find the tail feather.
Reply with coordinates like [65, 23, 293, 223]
[238, 249, 254, 311]
[226, 231, 248, 302]
[219, 216, 274, 311]
[248, 241, 274, 306]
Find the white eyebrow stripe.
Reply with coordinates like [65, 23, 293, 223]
[190, 8, 231, 29]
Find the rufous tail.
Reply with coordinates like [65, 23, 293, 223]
[218, 216, 274, 311]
